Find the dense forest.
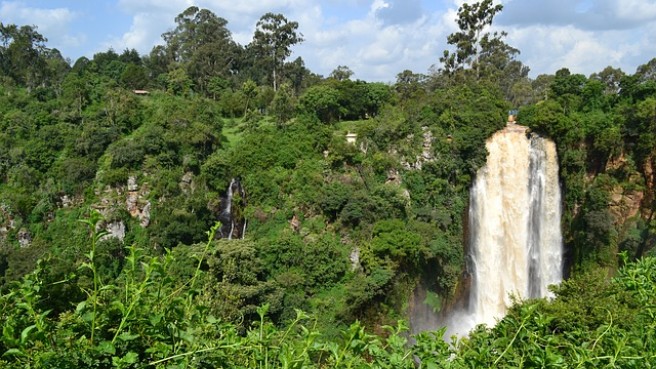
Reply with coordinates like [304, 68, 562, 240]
[0, 1, 655, 367]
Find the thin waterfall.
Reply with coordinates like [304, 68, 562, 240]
[428, 125, 563, 337]
[537, 138, 563, 297]
[225, 179, 235, 240]
[228, 222, 235, 240]
[218, 178, 247, 240]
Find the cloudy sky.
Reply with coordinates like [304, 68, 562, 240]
[2, 0, 656, 82]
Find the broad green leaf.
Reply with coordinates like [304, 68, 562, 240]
[97, 340, 116, 355]
[2, 348, 25, 357]
[123, 351, 138, 364]
[76, 300, 87, 313]
[118, 332, 140, 341]
[20, 325, 36, 344]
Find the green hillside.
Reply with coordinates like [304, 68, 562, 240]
[0, 2, 655, 367]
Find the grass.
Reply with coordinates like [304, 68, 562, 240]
[337, 119, 368, 133]
[222, 118, 243, 148]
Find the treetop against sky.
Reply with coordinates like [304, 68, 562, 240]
[1, 0, 656, 81]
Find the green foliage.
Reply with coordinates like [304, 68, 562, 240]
[4, 217, 655, 368]
[299, 84, 341, 123]
[319, 182, 351, 221]
[251, 12, 304, 91]
[269, 82, 296, 125]
[455, 257, 656, 368]
[2, 8, 656, 368]
[148, 192, 215, 249]
[520, 58, 656, 270]
[371, 219, 423, 267]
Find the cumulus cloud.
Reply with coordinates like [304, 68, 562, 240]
[106, 0, 451, 81]
[0, 1, 84, 48]
[498, 0, 656, 31]
[298, 1, 450, 80]
[117, 0, 188, 14]
[5, 0, 656, 81]
[101, 12, 170, 55]
[507, 26, 609, 75]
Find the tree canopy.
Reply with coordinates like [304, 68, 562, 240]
[0, 3, 655, 368]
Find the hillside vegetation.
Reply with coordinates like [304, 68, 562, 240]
[0, 1, 655, 367]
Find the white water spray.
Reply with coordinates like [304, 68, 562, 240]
[444, 125, 563, 336]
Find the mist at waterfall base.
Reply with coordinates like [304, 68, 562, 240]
[411, 126, 563, 338]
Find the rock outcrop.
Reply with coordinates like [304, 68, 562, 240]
[125, 176, 151, 227]
[402, 126, 434, 170]
[92, 176, 151, 239]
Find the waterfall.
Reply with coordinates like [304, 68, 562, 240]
[218, 178, 247, 240]
[225, 179, 235, 240]
[527, 137, 563, 299]
[443, 125, 563, 336]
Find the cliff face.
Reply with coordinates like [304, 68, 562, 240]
[606, 154, 647, 223]
[580, 151, 656, 262]
[93, 176, 152, 240]
[609, 187, 644, 224]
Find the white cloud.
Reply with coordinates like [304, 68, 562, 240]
[117, 0, 190, 14]
[287, 1, 451, 80]
[0, 1, 75, 28]
[101, 12, 170, 55]
[203, 0, 303, 14]
[506, 22, 656, 77]
[499, 0, 656, 30]
[611, 0, 656, 24]
[46, 0, 656, 81]
[106, 0, 453, 81]
[0, 1, 82, 49]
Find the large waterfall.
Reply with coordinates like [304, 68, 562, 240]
[438, 125, 563, 336]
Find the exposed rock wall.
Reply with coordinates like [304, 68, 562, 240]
[93, 176, 151, 239]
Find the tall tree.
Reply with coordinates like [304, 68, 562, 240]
[329, 65, 354, 81]
[636, 57, 656, 82]
[162, 6, 230, 63]
[395, 69, 426, 102]
[270, 83, 295, 125]
[144, 45, 168, 85]
[42, 48, 71, 98]
[440, 0, 506, 79]
[119, 48, 142, 65]
[284, 56, 318, 95]
[478, 34, 526, 98]
[242, 79, 257, 114]
[251, 13, 304, 91]
[0, 23, 49, 90]
[160, 6, 240, 94]
[62, 72, 90, 118]
[590, 66, 625, 95]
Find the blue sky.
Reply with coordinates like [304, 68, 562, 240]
[2, 0, 656, 82]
